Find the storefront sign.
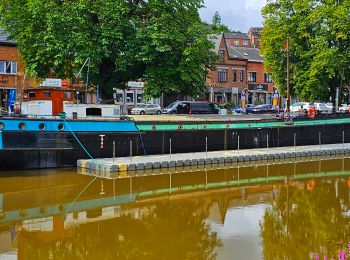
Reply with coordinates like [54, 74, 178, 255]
[248, 84, 268, 91]
[41, 78, 62, 88]
[128, 81, 144, 88]
[209, 83, 224, 87]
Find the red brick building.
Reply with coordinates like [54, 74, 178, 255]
[0, 28, 38, 112]
[205, 33, 274, 106]
[248, 27, 263, 48]
[224, 32, 251, 47]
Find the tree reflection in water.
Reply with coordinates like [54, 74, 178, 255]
[25, 201, 221, 260]
[261, 179, 350, 259]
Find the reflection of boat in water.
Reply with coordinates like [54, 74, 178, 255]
[1, 157, 350, 258]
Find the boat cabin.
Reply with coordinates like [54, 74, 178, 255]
[23, 88, 75, 115]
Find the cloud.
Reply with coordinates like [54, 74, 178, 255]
[199, 0, 267, 32]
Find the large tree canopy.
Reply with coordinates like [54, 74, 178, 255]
[0, 0, 218, 97]
[261, 0, 350, 103]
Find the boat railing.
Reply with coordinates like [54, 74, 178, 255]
[0, 112, 133, 121]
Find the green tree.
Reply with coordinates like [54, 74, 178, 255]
[0, 0, 218, 98]
[261, 0, 350, 103]
[210, 11, 230, 33]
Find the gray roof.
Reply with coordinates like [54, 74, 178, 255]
[208, 34, 223, 53]
[0, 28, 16, 46]
[227, 46, 264, 62]
[224, 32, 250, 40]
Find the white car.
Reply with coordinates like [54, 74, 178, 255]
[290, 102, 313, 114]
[339, 104, 349, 113]
[130, 104, 162, 115]
[314, 102, 332, 114]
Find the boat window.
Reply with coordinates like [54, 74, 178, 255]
[64, 92, 72, 99]
[44, 91, 51, 97]
[86, 107, 102, 116]
[0, 122, 4, 130]
[58, 123, 65, 131]
[18, 122, 26, 131]
[39, 123, 46, 131]
[28, 92, 35, 98]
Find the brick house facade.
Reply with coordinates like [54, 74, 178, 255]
[0, 29, 38, 111]
[205, 33, 274, 106]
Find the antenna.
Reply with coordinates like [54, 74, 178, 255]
[75, 57, 90, 103]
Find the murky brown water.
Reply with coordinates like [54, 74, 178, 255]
[0, 157, 350, 260]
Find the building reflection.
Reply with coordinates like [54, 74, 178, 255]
[0, 157, 349, 259]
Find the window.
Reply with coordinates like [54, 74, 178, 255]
[126, 93, 134, 103]
[64, 92, 72, 99]
[248, 72, 257, 82]
[0, 61, 17, 74]
[239, 70, 244, 83]
[86, 107, 102, 116]
[264, 73, 273, 83]
[234, 40, 239, 46]
[219, 50, 225, 62]
[44, 91, 51, 97]
[218, 69, 228, 82]
[137, 93, 144, 103]
[28, 92, 36, 98]
[243, 40, 249, 46]
[232, 69, 237, 82]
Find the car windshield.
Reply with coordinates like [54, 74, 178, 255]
[136, 104, 147, 108]
[165, 102, 178, 109]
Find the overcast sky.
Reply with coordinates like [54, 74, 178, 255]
[199, 0, 267, 32]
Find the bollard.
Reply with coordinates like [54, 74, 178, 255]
[267, 134, 269, 153]
[319, 132, 321, 150]
[130, 140, 133, 162]
[169, 138, 172, 161]
[113, 141, 116, 163]
[238, 135, 240, 155]
[206, 136, 208, 158]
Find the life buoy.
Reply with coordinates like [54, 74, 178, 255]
[308, 107, 316, 119]
[307, 180, 315, 191]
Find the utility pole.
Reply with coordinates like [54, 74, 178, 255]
[286, 38, 290, 114]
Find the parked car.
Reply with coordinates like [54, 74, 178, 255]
[314, 102, 332, 114]
[251, 104, 275, 114]
[339, 104, 349, 113]
[234, 104, 255, 114]
[176, 101, 222, 114]
[162, 101, 181, 114]
[290, 102, 313, 114]
[130, 104, 162, 115]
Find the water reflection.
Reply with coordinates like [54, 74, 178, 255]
[0, 157, 349, 259]
[261, 178, 350, 260]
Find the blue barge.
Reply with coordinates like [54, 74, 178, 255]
[1, 115, 350, 170]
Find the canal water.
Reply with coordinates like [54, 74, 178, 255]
[0, 156, 349, 260]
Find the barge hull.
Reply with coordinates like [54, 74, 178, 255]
[1, 122, 349, 170]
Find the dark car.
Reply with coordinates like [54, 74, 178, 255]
[176, 101, 222, 114]
[234, 104, 255, 114]
[251, 104, 275, 114]
[162, 101, 182, 114]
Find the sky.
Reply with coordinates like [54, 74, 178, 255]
[199, 0, 267, 32]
